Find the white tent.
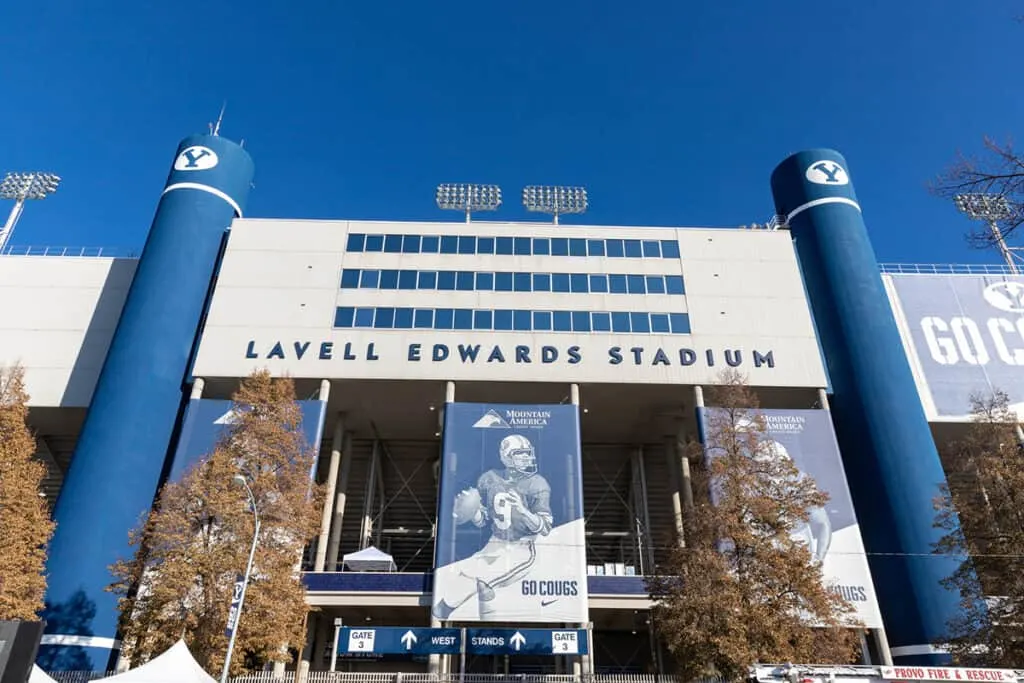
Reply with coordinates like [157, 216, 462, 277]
[29, 666, 59, 683]
[341, 546, 397, 572]
[95, 640, 216, 683]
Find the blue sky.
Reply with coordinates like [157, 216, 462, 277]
[1, 1, 1021, 264]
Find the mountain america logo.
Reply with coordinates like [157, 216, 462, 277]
[472, 410, 511, 429]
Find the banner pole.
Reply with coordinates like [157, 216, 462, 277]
[459, 627, 467, 683]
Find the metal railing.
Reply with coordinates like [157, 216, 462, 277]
[0, 245, 139, 258]
[48, 673, 681, 683]
[878, 262, 1017, 275]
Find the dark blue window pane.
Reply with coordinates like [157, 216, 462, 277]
[569, 238, 587, 257]
[414, 309, 433, 328]
[514, 237, 531, 255]
[533, 311, 552, 331]
[589, 274, 608, 293]
[346, 233, 365, 251]
[661, 240, 681, 258]
[551, 238, 569, 256]
[612, 311, 631, 332]
[514, 272, 532, 292]
[384, 235, 402, 253]
[651, 313, 670, 333]
[477, 236, 495, 255]
[552, 273, 570, 293]
[454, 308, 473, 330]
[494, 309, 513, 331]
[627, 274, 646, 294]
[553, 311, 572, 331]
[354, 308, 375, 328]
[570, 273, 588, 293]
[513, 310, 531, 331]
[365, 234, 384, 252]
[571, 311, 591, 332]
[418, 271, 437, 289]
[624, 239, 642, 257]
[395, 308, 414, 329]
[340, 269, 360, 288]
[665, 275, 685, 294]
[458, 236, 476, 254]
[646, 276, 666, 294]
[421, 236, 440, 253]
[476, 272, 494, 290]
[380, 270, 399, 289]
[402, 234, 421, 253]
[435, 308, 454, 329]
[631, 312, 651, 333]
[495, 272, 513, 292]
[608, 274, 627, 294]
[496, 237, 514, 255]
[606, 239, 625, 258]
[670, 313, 690, 334]
[533, 238, 550, 255]
[456, 271, 474, 291]
[642, 240, 660, 258]
[587, 239, 605, 256]
[592, 312, 611, 332]
[374, 307, 395, 328]
[398, 270, 417, 290]
[440, 236, 458, 254]
[474, 310, 493, 330]
[533, 273, 551, 292]
[334, 307, 355, 327]
[438, 271, 456, 290]
[360, 270, 380, 288]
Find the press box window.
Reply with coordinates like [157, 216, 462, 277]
[458, 236, 476, 255]
[402, 235, 421, 253]
[514, 237, 531, 255]
[414, 309, 433, 328]
[360, 270, 380, 288]
[592, 312, 611, 332]
[334, 307, 355, 327]
[612, 311, 631, 332]
[642, 240, 660, 258]
[418, 271, 438, 289]
[624, 239, 642, 258]
[631, 312, 651, 333]
[553, 311, 572, 332]
[571, 311, 591, 332]
[394, 308, 414, 329]
[587, 239, 605, 257]
[364, 235, 384, 252]
[552, 273, 571, 293]
[646, 276, 666, 294]
[608, 274, 627, 294]
[661, 240, 681, 259]
[440, 236, 458, 254]
[606, 239, 625, 258]
[437, 271, 456, 290]
[495, 272, 514, 292]
[627, 274, 646, 294]
[551, 238, 569, 256]
[494, 309, 513, 331]
[496, 237, 514, 256]
[384, 235, 402, 253]
[398, 270, 417, 290]
[456, 271, 474, 291]
[340, 269, 360, 288]
[651, 313, 670, 333]
[421, 236, 440, 253]
[589, 274, 608, 293]
[374, 307, 395, 328]
[533, 273, 551, 292]
[476, 272, 495, 290]
[474, 310, 493, 330]
[346, 233, 366, 252]
[533, 238, 551, 255]
[477, 237, 495, 255]
[435, 308, 455, 330]
[514, 272, 532, 292]
[665, 276, 685, 295]
[669, 312, 690, 334]
[533, 311, 553, 331]
[570, 273, 588, 293]
[354, 308, 375, 328]
[513, 310, 531, 331]
[379, 270, 399, 289]
[569, 239, 587, 257]
[454, 309, 473, 330]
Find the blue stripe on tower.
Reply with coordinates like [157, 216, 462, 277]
[771, 150, 965, 664]
[38, 135, 254, 671]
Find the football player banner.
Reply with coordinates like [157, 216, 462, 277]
[432, 403, 588, 623]
[697, 408, 884, 629]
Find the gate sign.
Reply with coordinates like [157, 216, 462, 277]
[340, 627, 462, 655]
[432, 403, 588, 623]
[465, 628, 588, 655]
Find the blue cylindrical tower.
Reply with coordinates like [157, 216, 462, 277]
[771, 150, 963, 664]
[39, 135, 254, 671]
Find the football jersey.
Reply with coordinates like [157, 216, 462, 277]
[476, 469, 553, 542]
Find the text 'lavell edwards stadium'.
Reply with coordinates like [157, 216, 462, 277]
[0, 134, 1005, 675]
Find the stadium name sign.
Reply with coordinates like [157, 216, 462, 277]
[244, 339, 777, 369]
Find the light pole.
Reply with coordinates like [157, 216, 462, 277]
[522, 185, 588, 225]
[954, 192, 1019, 274]
[221, 475, 261, 683]
[0, 172, 61, 253]
[435, 183, 502, 222]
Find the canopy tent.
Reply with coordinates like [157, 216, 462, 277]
[341, 546, 397, 572]
[93, 640, 216, 683]
[30, 666, 59, 683]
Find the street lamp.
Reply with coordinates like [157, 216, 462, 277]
[0, 172, 61, 253]
[954, 193, 1020, 274]
[220, 475, 261, 683]
[435, 183, 502, 223]
[521, 185, 588, 225]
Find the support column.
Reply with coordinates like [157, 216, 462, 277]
[299, 612, 317, 677]
[665, 436, 684, 545]
[676, 426, 694, 513]
[570, 383, 592, 676]
[361, 440, 379, 549]
[190, 378, 205, 400]
[315, 415, 346, 571]
[430, 381, 456, 676]
[326, 432, 352, 571]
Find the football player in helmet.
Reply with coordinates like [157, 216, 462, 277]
[432, 434, 554, 620]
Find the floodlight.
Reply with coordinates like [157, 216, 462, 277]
[0, 171, 61, 253]
[521, 185, 588, 224]
[954, 193, 1020, 274]
[435, 183, 502, 222]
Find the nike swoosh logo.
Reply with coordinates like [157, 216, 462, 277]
[541, 599, 558, 607]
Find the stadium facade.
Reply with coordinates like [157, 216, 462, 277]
[1, 134, 1015, 675]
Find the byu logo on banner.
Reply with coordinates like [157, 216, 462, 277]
[433, 403, 587, 623]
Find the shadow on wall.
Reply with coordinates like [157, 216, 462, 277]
[62, 259, 138, 407]
[37, 590, 98, 672]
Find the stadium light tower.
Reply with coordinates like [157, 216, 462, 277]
[522, 185, 588, 224]
[0, 172, 61, 253]
[435, 183, 502, 223]
[954, 193, 1021, 274]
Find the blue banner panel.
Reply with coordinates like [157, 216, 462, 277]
[167, 398, 327, 482]
[466, 628, 588, 655]
[340, 627, 462, 655]
[432, 403, 587, 623]
[697, 408, 883, 628]
[889, 274, 1024, 418]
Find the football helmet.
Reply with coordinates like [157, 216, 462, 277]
[499, 434, 537, 476]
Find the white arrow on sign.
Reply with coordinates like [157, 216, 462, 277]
[510, 631, 526, 651]
[401, 630, 418, 650]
